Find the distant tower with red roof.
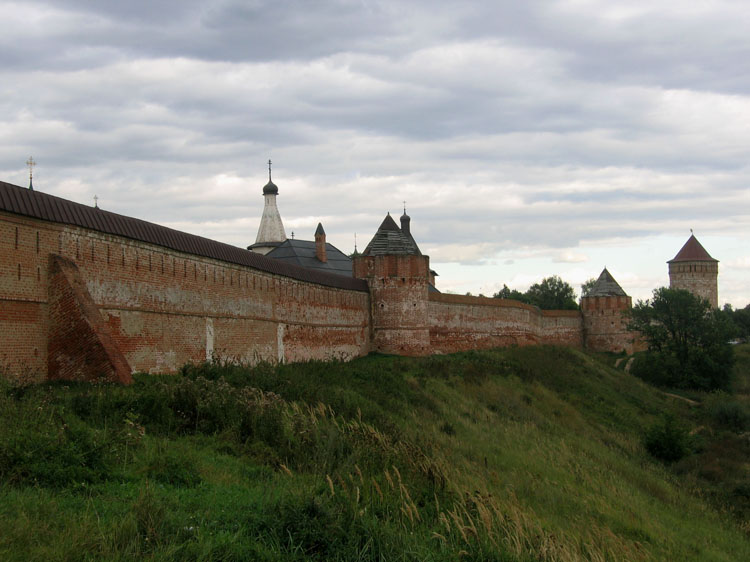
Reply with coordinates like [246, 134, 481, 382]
[668, 233, 718, 308]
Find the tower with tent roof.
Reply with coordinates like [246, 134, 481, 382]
[667, 233, 719, 308]
[580, 268, 638, 354]
[352, 212, 431, 356]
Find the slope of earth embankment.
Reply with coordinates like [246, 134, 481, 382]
[1, 345, 748, 561]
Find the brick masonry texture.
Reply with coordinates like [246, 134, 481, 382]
[2, 207, 639, 383]
[669, 262, 719, 309]
[427, 293, 583, 353]
[580, 295, 638, 354]
[47, 254, 132, 384]
[1, 211, 369, 382]
[353, 254, 431, 356]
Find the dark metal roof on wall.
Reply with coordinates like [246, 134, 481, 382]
[668, 234, 718, 263]
[0, 180, 368, 292]
[266, 239, 353, 277]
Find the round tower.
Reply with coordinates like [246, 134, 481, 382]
[580, 268, 635, 354]
[667, 234, 718, 308]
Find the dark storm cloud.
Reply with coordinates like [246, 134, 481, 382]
[3, 0, 419, 70]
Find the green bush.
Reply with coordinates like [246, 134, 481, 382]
[0, 391, 110, 487]
[142, 447, 201, 487]
[629, 288, 735, 391]
[706, 393, 750, 432]
[643, 415, 690, 463]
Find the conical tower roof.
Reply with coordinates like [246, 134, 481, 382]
[668, 234, 717, 263]
[253, 164, 286, 247]
[586, 268, 627, 297]
[362, 213, 421, 256]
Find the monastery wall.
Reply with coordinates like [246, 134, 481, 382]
[1, 183, 646, 385]
[427, 293, 583, 353]
[1, 211, 371, 383]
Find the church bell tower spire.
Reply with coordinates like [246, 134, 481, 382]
[248, 159, 287, 254]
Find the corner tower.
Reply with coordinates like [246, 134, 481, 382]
[668, 234, 718, 308]
[249, 160, 287, 255]
[353, 213, 430, 356]
[580, 268, 635, 353]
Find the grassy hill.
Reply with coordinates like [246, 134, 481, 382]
[1, 345, 748, 561]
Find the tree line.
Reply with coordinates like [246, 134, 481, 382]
[491, 276, 748, 392]
[493, 275, 579, 310]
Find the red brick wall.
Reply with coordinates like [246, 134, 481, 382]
[1, 211, 371, 381]
[2, 209, 640, 384]
[47, 255, 132, 384]
[428, 293, 583, 353]
[0, 213, 50, 382]
[353, 254, 431, 356]
[580, 295, 638, 354]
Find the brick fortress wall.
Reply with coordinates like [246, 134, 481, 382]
[2, 202, 640, 384]
[1, 211, 370, 383]
[427, 293, 583, 353]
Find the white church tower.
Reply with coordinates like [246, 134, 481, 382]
[249, 160, 287, 255]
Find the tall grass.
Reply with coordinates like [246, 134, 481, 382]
[1, 346, 748, 560]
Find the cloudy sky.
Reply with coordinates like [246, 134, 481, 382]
[1, 0, 748, 306]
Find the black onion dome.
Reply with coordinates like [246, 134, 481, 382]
[263, 180, 278, 195]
